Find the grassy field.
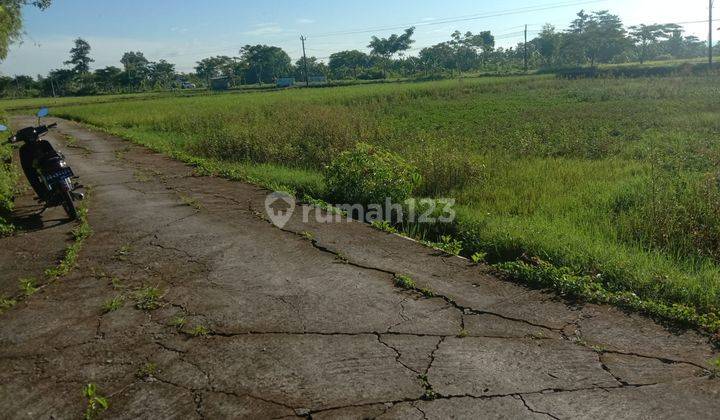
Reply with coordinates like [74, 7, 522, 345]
[4, 73, 720, 330]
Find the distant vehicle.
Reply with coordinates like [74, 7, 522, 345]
[277, 77, 295, 88]
[1, 107, 84, 219]
[180, 82, 196, 89]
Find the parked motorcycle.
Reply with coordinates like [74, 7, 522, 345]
[0, 108, 84, 220]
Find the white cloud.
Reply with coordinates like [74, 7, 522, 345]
[243, 23, 284, 36]
[296, 18, 315, 24]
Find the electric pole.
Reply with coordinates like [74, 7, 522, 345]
[300, 35, 309, 87]
[711, 0, 715, 68]
[524, 24, 529, 72]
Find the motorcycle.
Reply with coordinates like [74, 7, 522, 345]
[0, 108, 84, 220]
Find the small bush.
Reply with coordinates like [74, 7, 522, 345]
[325, 143, 421, 209]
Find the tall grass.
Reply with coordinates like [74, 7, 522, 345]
[49, 73, 720, 318]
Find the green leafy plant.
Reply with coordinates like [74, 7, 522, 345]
[710, 357, 720, 379]
[19, 278, 37, 296]
[470, 252, 487, 265]
[325, 143, 421, 210]
[371, 220, 398, 234]
[83, 383, 109, 420]
[0, 294, 17, 312]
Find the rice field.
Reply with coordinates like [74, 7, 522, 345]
[6, 73, 720, 328]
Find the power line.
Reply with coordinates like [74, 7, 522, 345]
[307, 0, 608, 39]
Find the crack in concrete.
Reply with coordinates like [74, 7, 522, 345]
[519, 394, 559, 419]
[375, 333, 423, 375]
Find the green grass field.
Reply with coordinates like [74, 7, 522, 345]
[4, 73, 720, 330]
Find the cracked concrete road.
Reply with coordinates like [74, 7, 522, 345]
[1, 116, 719, 419]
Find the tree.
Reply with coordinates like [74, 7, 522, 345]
[93, 66, 122, 92]
[64, 38, 93, 73]
[238, 45, 291, 85]
[194, 56, 233, 80]
[419, 42, 455, 75]
[120, 51, 150, 88]
[0, 0, 51, 61]
[328, 50, 370, 79]
[565, 10, 628, 67]
[629, 23, 680, 64]
[293, 56, 326, 80]
[368, 27, 415, 77]
[533, 24, 561, 67]
[148, 60, 176, 88]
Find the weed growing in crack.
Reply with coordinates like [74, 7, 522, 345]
[134, 286, 162, 310]
[83, 383, 109, 420]
[169, 315, 187, 329]
[301, 231, 314, 241]
[111, 277, 125, 290]
[189, 325, 209, 337]
[114, 145, 131, 160]
[457, 329, 469, 338]
[531, 331, 546, 339]
[0, 294, 17, 312]
[19, 278, 37, 296]
[133, 169, 152, 182]
[419, 287, 435, 298]
[114, 245, 131, 261]
[394, 275, 416, 290]
[102, 296, 124, 313]
[46, 204, 92, 278]
[371, 220, 398, 234]
[178, 193, 202, 211]
[136, 362, 158, 380]
[335, 253, 349, 263]
[418, 374, 437, 400]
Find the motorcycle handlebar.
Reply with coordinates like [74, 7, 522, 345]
[48, 123, 58, 129]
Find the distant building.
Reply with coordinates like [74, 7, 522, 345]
[210, 77, 230, 90]
[277, 77, 295, 88]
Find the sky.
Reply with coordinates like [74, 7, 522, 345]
[0, 0, 716, 76]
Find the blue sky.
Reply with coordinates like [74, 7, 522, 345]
[0, 0, 715, 75]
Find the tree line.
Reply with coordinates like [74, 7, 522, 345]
[1, 9, 717, 98]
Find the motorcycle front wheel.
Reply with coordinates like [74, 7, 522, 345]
[61, 189, 78, 220]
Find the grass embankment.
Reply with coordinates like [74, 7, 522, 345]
[45, 74, 720, 332]
[0, 110, 17, 235]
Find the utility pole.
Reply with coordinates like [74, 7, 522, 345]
[300, 35, 309, 87]
[524, 24, 529, 72]
[50, 76, 56, 98]
[711, 0, 715, 68]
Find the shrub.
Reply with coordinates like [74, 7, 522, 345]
[325, 142, 421, 209]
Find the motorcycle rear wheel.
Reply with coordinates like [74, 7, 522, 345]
[61, 189, 78, 220]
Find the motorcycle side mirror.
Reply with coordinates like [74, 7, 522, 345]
[37, 107, 49, 118]
[0, 125, 7, 132]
